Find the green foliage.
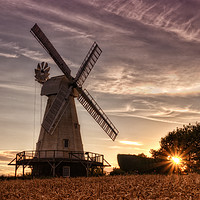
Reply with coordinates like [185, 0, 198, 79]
[151, 123, 200, 173]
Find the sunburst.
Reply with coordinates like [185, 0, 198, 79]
[172, 156, 181, 164]
[155, 147, 189, 174]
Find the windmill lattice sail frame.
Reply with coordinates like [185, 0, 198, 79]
[31, 23, 119, 141]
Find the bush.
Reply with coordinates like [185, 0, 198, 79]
[110, 168, 125, 175]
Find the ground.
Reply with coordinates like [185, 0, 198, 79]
[0, 174, 200, 199]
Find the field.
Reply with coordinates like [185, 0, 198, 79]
[0, 174, 200, 199]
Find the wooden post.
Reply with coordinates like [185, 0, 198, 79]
[86, 153, 89, 177]
[22, 164, 25, 177]
[15, 154, 17, 178]
[22, 151, 25, 177]
[101, 167, 103, 175]
[53, 163, 55, 177]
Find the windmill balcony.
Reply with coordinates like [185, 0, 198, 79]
[8, 150, 111, 177]
[9, 150, 106, 163]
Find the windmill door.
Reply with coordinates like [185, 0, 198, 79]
[63, 166, 70, 177]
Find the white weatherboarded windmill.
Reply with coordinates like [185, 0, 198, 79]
[9, 24, 119, 177]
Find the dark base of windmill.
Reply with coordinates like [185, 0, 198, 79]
[8, 150, 111, 177]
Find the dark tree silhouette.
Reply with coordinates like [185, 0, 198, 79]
[150, 123, 200, 173]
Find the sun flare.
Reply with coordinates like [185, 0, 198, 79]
[172, 156, 181, 164]
[165, 153, 188, 174]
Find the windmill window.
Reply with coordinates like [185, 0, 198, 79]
[64, 139, 69, 148]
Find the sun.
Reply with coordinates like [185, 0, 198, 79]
[167, 155, 182, 165]
[160, 149, 188, 174]
[172, 156, 181, 164]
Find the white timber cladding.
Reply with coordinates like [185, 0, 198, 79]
[36, 76, 84, 156]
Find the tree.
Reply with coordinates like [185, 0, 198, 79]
[150, 123, 200, 173]
[138, 153, 147, 158]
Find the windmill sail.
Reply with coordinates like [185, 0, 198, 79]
[42, 85, 72, 134]
[75, 42, 102, 87]
[77, 88, 119, 141]
[31, 23, 119, 141]
[30, 23, 72, 81]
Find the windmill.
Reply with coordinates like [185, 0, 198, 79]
[26, 23, 119, 177]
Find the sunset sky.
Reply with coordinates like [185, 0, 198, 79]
[1, 0, 200, 175]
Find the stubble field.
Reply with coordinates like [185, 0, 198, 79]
[0, 174, 200, 199]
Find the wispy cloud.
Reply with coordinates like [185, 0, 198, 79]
[0, 52, 19, 58]
[0, 151, 18, 176]
[0, 83, 34, 93]
[90, 0, 200, 42]
[0, 39, 48, 62]
[113, 112, 183, 125]
[87, 68, 200, 96]
[0, 37, 77, 70]
[94, 92, 200, 125]
[48, 22, 93, 39]
[0, 150, 17, 162]
[109, 145, 145, 151]
[119, 140, 142, 146]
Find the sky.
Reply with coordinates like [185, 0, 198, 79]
[1, 0, 200, 175]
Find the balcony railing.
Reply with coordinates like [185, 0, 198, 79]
[9, 150, 108, 166]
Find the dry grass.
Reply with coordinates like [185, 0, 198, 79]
[0, 174, 200, 199]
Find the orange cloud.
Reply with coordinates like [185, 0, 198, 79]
[119, 141, 142, 146]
